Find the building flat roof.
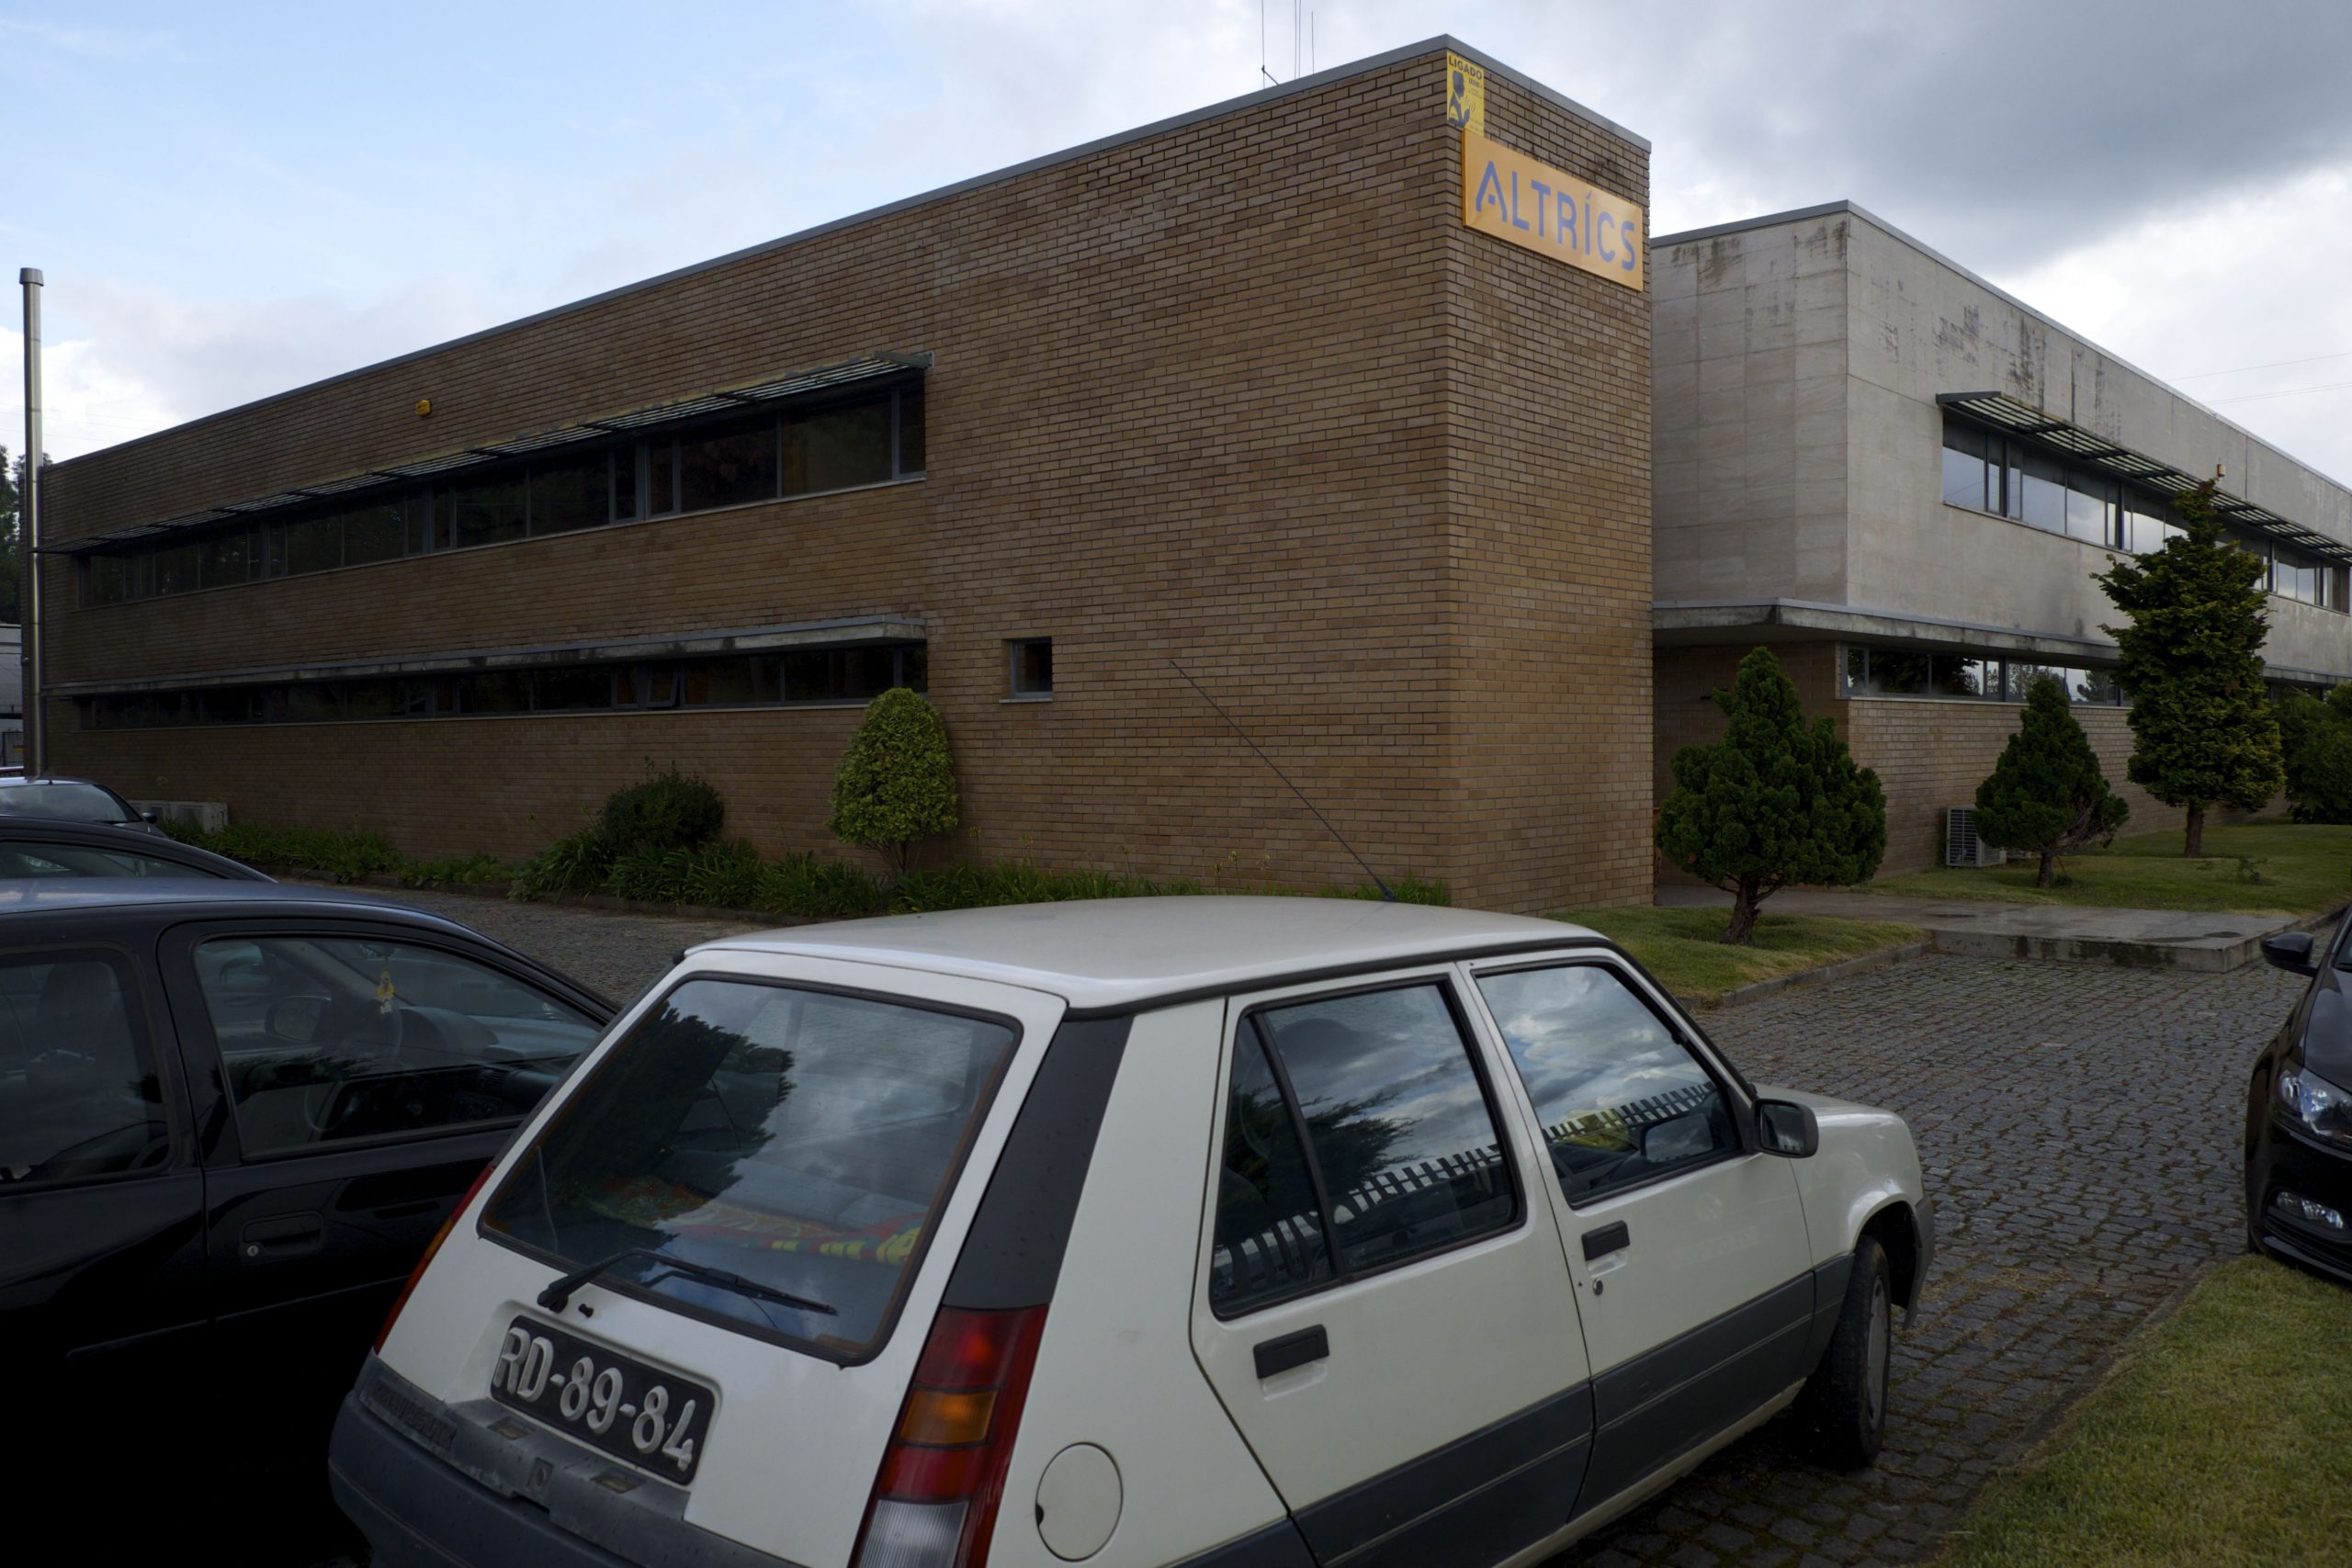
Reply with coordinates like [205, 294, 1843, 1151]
[689, 896, 1605, 1015]
[51, 37, 1641, 476]
[1652, 199, 2352, 498]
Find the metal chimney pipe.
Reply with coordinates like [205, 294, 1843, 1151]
[18, 267, 40, 778]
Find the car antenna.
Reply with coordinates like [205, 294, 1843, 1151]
[1170, 659, 1396, 901]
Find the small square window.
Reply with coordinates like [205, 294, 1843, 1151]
[1008, 638, 1053, 699]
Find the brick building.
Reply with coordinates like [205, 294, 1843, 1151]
[1652, 203, 2352, 873]
[39, 39, 1657, 913]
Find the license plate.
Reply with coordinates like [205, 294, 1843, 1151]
[491, 1316, 716, 1483]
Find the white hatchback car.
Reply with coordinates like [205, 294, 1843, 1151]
[332, 897, 1933, 1568]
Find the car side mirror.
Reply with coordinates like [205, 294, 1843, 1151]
[140, 810, 160, 824]
[1756, 1099, 1819, 1158]
[2263, 932, 2319, 977]
[266, 993, 330, 1045]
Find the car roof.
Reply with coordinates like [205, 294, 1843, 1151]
[689, 896, 1606, 1013]
[0, 878, 468, 924]
[0, 818, 270, 878]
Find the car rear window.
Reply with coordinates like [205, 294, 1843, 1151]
[0, 784, 131, 825]
[483, 977, 1020, 1359]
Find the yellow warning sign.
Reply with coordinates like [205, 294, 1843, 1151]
[1445, 51, 1485, 135]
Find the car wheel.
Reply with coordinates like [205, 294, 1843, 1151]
[1801, 1234, 1891, 1470]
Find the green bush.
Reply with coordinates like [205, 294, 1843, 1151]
[513, 828, 617, 897]
[1973, 674, 2130, 886]
[600, 765, 724, 852]
[2281, 690, 2352, 825]
[401, 852, 513, 888]
[760, 853, 889, 919]
[829, 689, 959, 880]
[196, 824, 402, 883]
[1655, 647, 1887, 944]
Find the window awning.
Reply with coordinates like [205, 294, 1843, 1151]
[1938, 390, 2352, 565]
[63, 351, 931, 554]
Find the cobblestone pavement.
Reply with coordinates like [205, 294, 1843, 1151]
[1551, 953, 2298, 1568]
[298, 893, 2300, 1565]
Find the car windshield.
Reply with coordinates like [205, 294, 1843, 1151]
[0, 784, 132, 825]
[483, 977, 1019, 1358]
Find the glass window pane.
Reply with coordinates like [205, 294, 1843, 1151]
[0, 840, 225, 879]
[457, 672, 530, 715]
[1211, 1024, 1334, 1313]
[1870, 649, 1929, 695]
[785, 399, 891, 495]
[613, 446, 640, 523]
[1475, 964, 1736, 1201]
[897, 388, 925, 475]
[344, 680, 399, 721]
[648, 440, 677, 516]
[532, 668, 612, 712]
[1011, 639, 1054, 696]
[285, 515, 343, 575]
[153, 540, 202, 596]
[678, 416, 778, 513]
[481, 977, 1018, 1355]
[344, 499, 407, 566]
[1940, 446, 1987, 511]
[288, 685, 342, 723]
[1260, 984, 1515, 1274]
[2065, 474, 2116, 546]
[0, 954, 170, 1183]
[1932, 655, 1987, 697]
[1841, 646, 1871, 694]
[442, 475, 527, 549]
[899, 646, 928, 694]
[2020, 452, 2067, 534]
[682, 658, 763, 707]
[201, 529, 251, 589]
[530, 452, 610, 536]
[85, 555, 128, 606]
[196, 936, 602, 1154]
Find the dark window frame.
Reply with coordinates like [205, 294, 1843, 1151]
[1007, 637, 1054, 700]
[1207, 971, 1527, 1322]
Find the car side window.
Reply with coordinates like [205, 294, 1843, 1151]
[194, 934, 604, 1155]
[0, 951, 173, 1185]
[1476, 963, 1739, 1202]
[1210, 980, 1517, 1315]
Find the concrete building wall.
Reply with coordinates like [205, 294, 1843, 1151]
[39, 43, 1657, 913]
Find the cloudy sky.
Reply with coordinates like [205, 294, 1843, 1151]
[6, 1, 2351, 480]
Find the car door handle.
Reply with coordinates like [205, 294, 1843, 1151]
[1253, 1325, 1329, 1380]
[1582, 1221, 1631, 1261]
[242, 1213, 325, 1258]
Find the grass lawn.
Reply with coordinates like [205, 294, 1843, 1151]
[1937, 1256, 2352, 1566]
[1559, 907, 1925, 1007]
[1866, 819, 2352, 917]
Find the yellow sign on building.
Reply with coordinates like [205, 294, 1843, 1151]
[1460, 128, 1645, 291]
[1444, 51, 1485, 135]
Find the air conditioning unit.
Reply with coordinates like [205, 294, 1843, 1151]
[1944, 807, 2007, 868]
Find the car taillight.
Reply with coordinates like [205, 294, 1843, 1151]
[374, 1163, 493, 1353]
[851, 1304, 1048, 1568]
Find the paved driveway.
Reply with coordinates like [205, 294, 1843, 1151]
[360, 891, 2302, 1566]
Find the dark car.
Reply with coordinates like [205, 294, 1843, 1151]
[0, 816, 270, 880]
[2, 882, 614, 1546]
[0, 773, 163, 834]
[2247, 918, 2352, 1280]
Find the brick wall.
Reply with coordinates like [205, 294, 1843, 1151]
[40, 49, 1656, 913]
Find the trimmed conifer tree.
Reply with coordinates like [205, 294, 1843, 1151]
[828, 688, 960, 881]
[1656, 647, 1888, 945]
[1973, 675, 2129, 886]
[2095, 478, 2283, 856]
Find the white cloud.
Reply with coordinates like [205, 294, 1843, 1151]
[1996, 163, 2352, 486]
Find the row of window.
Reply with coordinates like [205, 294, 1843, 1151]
[1940, 417, 2345, 610]
[1211, 964, 1735, 1315]
[1838, 645, 2125, 706]
[79, 646, 927, 730]
[81, 384, 925, 607]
